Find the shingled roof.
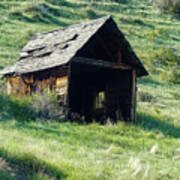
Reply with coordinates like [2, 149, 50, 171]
[0, 15, 148, 76]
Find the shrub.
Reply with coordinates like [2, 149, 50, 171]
[146, 47, 180, 84]
[153, 48, 180, 83]
[168, 66, 180, 83]
[153, 0, 180, 15]
[85, 7, 99, 19]
[0, 94, 35, 122]
[31, 92, 68, 121]
[0, 89, 68, 122]
[138, 91, 154, 102]
[145, 28, 169, 41]
[171, 92, 180, 100]
[153, 47, 180, 66]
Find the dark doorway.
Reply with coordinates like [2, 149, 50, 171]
[68, 62, 133, 122]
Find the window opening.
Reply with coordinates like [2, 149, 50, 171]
[95, 91, 106, 109]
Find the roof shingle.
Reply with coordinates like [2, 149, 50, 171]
[0, 15, 111, 75]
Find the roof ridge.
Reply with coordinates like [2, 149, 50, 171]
[0, 15, 112, 75]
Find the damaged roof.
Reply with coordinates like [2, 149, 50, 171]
[0, 15, 148, 76]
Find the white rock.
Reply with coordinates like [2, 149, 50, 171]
[150, 144, 159, 154]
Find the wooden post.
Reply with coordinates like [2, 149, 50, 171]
[134, 84, 137, 123]
[66, 63, 71, 107]
[131, 70, 136, 123]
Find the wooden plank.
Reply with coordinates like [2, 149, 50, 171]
[131, 70, 136, 122]
[56, 76, 68, 96]
[19, 78, 28, 95]
[49, 77, 56, 91]
[66, 63, 72, 106]
[10, 76, 20, 95]
[112, 64, 131, 70]
[56, 76, 68, 87]
[41, 79, 49, 93]
[20, 74, 34, 95]
[95, 34, 115, 62]
[72, 57, 132, 70]
[134, 84, 137, 123]
[118, 49, 122, 63]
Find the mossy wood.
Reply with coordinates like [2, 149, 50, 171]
[0, 16, 148, 122]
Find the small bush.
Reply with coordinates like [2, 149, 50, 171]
[0, 94, 35, 122]
[153, 48, 180, 66]
[0, 81, 68, 122]
[153, 0, 180, 15]
[158, 67, 180, 83]
[146, 47, 180, 83]
[24, 2, 48, 15]
[168, 66, 180, 83]
[31, 92, 68, 121]
[153, 48, 180, 83]
[68, 112, 86, 123]
[138, 91, 154, 102]
[171, 92, 180, 100]
[85, 7, 98, 19]
[145, 28, 169, 41]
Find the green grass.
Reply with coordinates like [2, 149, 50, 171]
[0, 79, 180, 179]
[0, 0, 180, 179]
[0, 118, 180, 180]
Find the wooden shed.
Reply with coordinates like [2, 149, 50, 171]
[0, 15, 148, 122]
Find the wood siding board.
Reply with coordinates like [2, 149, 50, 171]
[134, 83, 137, 123]
[6, 66, 68, 96]
[95, 34, 115, 62]
[73, 57, 132, 70]
[56, 76, 68, 96]
[66, 63, 71, 107]
[131, 70, 136, 122]
[118, 49, 122, 63]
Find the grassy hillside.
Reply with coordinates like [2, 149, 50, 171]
[0, 0, 180, 78]
[0, 0, 180, 179]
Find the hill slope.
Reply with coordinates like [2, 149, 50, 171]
[0, 0, 180, 75]
[0, 0, 180, 179]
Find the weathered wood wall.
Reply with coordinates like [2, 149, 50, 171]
[6, 58, 137, 123]
[130, 70, 137, 123]
[6, 66, 68, 103]
[7, 76, 31, 95]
